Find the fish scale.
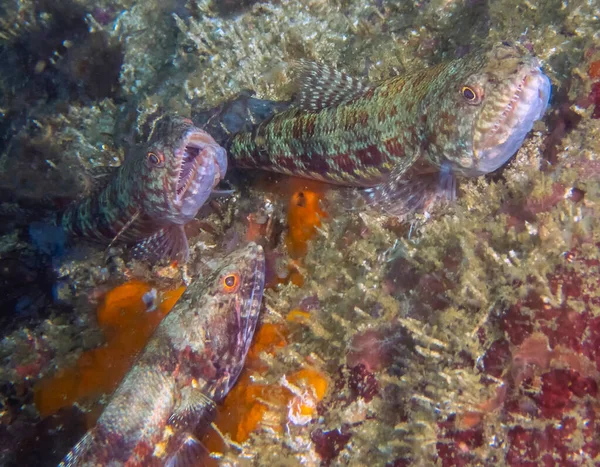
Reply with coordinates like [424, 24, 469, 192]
[227, 64, 440, 185]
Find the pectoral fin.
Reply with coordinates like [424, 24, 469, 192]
[366, 164, 456, 219]
[164, 433, 208, 467]
[106, 209, 141, 251]
[169, 387, 216, 429]
[133, 225, 189, 262]
[59, 430, 95, 467]
[163, 389, 215, 467]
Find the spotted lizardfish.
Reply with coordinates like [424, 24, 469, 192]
[195, 43, 551, 216]
[61, 242, 265, 466]
[60, 115, 227, 261]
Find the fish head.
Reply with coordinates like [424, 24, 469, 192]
[424, 42, 551, 177]
[137, 115, 228, 223]
[201, 242, 265, 401]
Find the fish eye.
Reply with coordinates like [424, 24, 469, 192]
[460, 86, 481, 105]
[147, 152, 164, 167]
[222, 273, 240, 293]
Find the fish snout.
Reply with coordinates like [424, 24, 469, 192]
[469, 66, 552, 176]
[210, 145, 228, 186]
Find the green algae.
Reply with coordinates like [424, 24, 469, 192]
[1, 0, 600, 465]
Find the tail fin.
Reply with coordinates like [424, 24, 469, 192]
[192, 90, 290, 147]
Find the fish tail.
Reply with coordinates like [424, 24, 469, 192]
[193, 90, 290, 148]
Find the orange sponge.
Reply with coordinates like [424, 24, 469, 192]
[34, 282, 185, 419]
[286, 190, 327, 258]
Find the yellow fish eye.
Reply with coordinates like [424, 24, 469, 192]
[460, 85, 484, 105]
[222, 273, 240, 293]
[147, 151, 165, 167]
[461, 86, 477, 101]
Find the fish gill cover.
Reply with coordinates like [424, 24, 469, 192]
[0, 0, 599, 466]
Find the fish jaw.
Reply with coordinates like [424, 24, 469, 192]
[469, 58, 551, 176]
[173, 129, 228, 222]
[207, 242, 265, 401]
[136, 116, 227, 227]
[422, 43, 552, 179]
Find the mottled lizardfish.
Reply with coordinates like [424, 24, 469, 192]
[61, 242, 265, 466]
[195, 42, 551, 216]
[60, 115, 227, 261]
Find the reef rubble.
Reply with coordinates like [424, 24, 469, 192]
[0, 0, 600, 465]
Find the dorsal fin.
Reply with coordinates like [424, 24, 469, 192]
[82, 166, 119, 196]
[294, 60, 370, 112]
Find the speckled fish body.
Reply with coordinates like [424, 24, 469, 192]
[60, 115, 227, 261]
[61, 242, 265, 466]
[197, 43, 551, 216]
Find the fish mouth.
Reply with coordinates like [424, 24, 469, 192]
[176, 130, 226, 198]
[237, 243, 265, 347]
[215, 243, 265, 398]
[174, 128, 228, 218]
[470, 62, 551, 176]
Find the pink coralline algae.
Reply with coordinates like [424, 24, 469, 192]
[591, 82, 600, 119]
[311, 427, 352, 466]
[439, 241, 600, 466]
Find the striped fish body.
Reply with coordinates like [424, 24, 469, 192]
[227, 69, 435, 187]
[197, 44, 551, 216]
[61, 243, 265, 466]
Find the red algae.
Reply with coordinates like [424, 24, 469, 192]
[592, 82, 600, 119]
[589, 60, 600, 79]
[480, 339, 511, 379]
[437, 415, 485, 467]
[346, 363, 379, 403]
[444, 242, 600, 466]
[311, 427, 352, 466]
[34, 282, 185, 419]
